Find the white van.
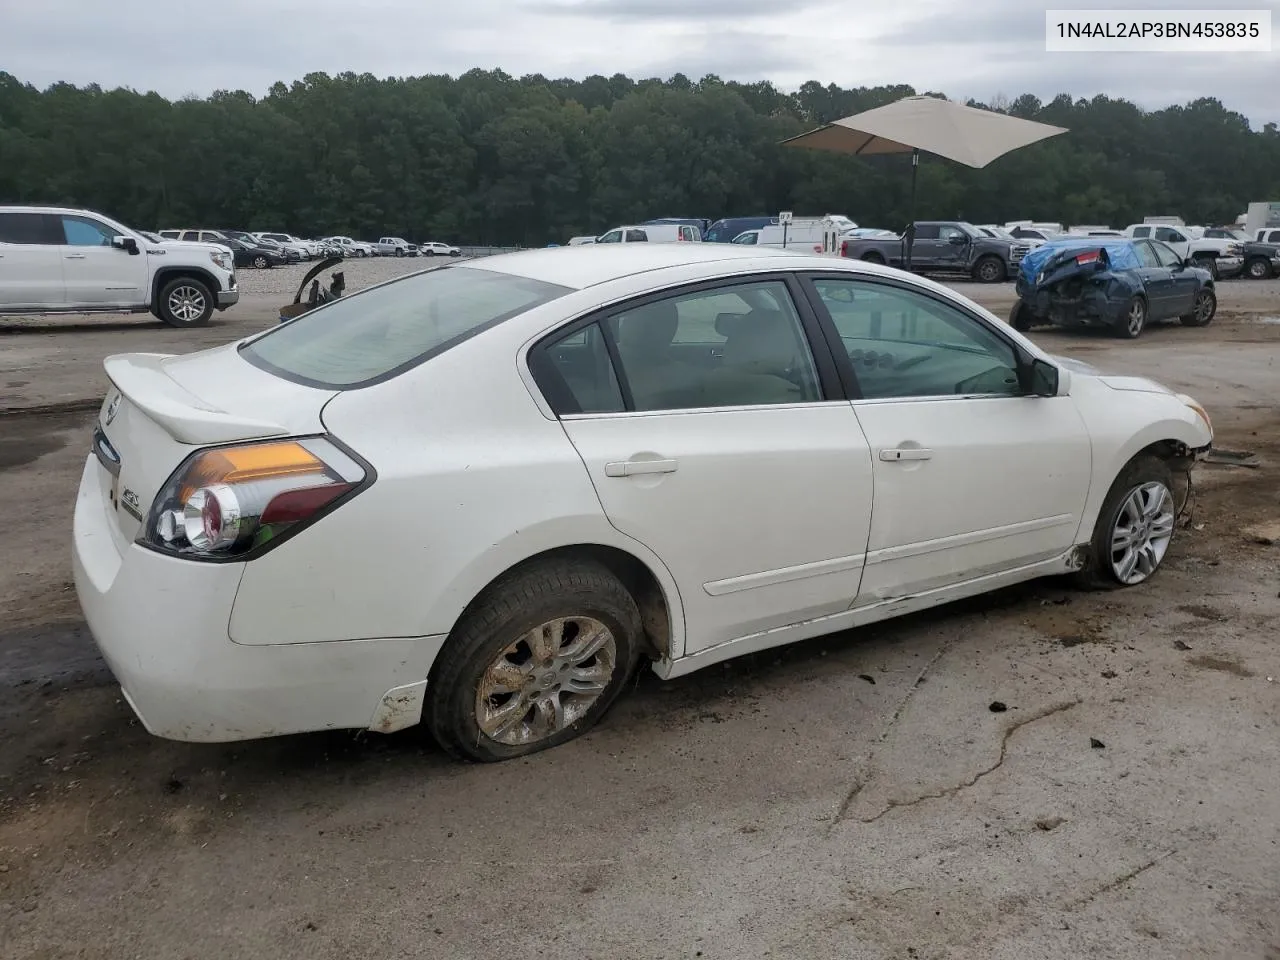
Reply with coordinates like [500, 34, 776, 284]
[595, 224, 701, 244]
[755, 215, 857, 251]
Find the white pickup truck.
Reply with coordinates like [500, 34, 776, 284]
[1122, 223, 1244, 279]
[375, 236, 418, 257]
[0, 206, 239, 327]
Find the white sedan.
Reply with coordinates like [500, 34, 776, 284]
[72, 245, 1213, 762]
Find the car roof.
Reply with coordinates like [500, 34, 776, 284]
[466, 243, 885, 290]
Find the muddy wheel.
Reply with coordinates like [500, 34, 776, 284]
[1179, 288, 1217, 327]
[1244, 257, 1274, 280]
[1009, 299, 1035, 332]
[1114, 296, 1147, 339]
[973, 254, 1006, 283]
[1078, 456, 1177, 589]
[425, 559, 642, 762]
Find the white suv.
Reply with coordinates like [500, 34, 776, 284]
[0, 206, 238, 327]
[419, 241, 461, 257]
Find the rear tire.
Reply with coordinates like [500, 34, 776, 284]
[860, 252, 886, 265]
[253, 255, 269, 269]
[1077, 456, 1177, 590]
[1195, 256, 1218, 280]
[157, 276, 214, 327]
[1179, 288, 1217, 327]
[1009, 299, 1034, 332]
[1114, 295, 1147, 339]
[425, 559, 643, 762]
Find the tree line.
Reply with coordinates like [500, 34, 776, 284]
[1, 68, 1277, 246]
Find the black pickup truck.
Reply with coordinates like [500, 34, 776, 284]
[1242, 240, 1280, 280]
[839, 221, 1030, 283]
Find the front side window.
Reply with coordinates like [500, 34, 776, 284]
[1154, 227, 1184, 243]
[241, 265, 571, 389]
[1134, 241, 1161, 268]
[596, 230, 622, 244]
[61, 216, 115, 246]
[1152, 242, 1183, 267]
[605, 280, 821, 412]
[939, 225, 967, 242]
[731, 231, 757, 245]
[810, 278, 1021, 399]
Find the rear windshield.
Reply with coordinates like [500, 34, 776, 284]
[240, 265, 571, 389]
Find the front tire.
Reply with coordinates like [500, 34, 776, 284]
[1114, 295, 1147, 339]
[1080, 456, 1177, 589]
[973, 254, 1006, 283]
[425, 559, 643, 762]
[157, 277, 214, 327]
[1179, 288, 1217, 327]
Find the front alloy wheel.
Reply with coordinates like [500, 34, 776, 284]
[1108, 481, 1175, 585]
[1082, 455, 1178, 589]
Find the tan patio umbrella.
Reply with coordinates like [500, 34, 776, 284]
[780, 95, 1068, 267]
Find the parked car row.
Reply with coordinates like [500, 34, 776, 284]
[153, 230, 463, 265]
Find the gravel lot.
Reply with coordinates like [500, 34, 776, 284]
[1, 258, 1279, 959]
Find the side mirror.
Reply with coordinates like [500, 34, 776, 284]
[949, 234, 966, 245]
[112, 235, 139, 255]
[1027, 358, 1060, 397]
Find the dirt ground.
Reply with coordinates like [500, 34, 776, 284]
[1, 263, 1279, 959]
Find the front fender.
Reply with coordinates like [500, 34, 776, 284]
[1073, 382, 1212, 541]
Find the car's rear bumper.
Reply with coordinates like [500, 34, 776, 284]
[71, 456, 443, 742]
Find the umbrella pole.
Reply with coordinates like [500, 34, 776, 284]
[904, 148, 919, 271]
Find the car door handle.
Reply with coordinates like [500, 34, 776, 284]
[604, 458, 678, 477]
[880, 448, 933, 462]
[65, 254, 87, 259]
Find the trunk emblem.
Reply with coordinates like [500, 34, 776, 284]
[105, 392, 121, 425]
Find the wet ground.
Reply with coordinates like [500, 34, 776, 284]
[1, 267, 1279, 959]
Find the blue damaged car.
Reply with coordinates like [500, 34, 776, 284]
[1010, 236, 1217, 339]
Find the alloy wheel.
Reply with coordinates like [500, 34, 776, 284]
[1126, 299, 1146, 337]
[1109, 481, 1175, 585]
[475, 616, 617, 746]
[167, 285, 207, 323]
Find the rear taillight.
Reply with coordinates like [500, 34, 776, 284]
[140, 436, 369, 561]
[840, 240, 848, 257]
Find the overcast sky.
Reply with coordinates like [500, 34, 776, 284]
[2, 0, 1277, 126]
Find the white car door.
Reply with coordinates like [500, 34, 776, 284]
[533, 276, 874, 653]
[801, 274, 1093, 603]
[58, 214, 148, 307]
[0, 211, 66, 307]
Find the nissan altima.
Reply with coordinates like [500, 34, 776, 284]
[72, 244, 1214, 761]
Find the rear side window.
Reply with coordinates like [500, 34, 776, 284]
[1131, 226, 1151, 238]
[0, 212, 62, 244]
[625, 229, 648, 242]
[240, 265, 571, 389]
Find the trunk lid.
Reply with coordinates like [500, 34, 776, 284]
[94, 344, 338, 543]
